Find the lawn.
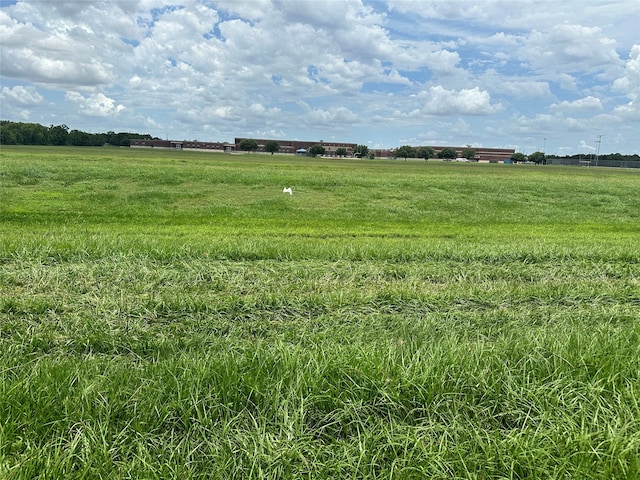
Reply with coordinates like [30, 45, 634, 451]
[1, 146, 639, 479]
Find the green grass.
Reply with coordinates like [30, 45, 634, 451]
[1, 146, 639, 478]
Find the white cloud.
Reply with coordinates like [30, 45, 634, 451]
[500, 81, 551, 99]
[550, 96, 603, 112]
[389, 0, 553, 25]
[484, 32, 522, 48]
[578, 140, 596, 151]
[1, 85, 44, 106]
[518, 25, 621, 76]
[404, 118, 471, 145]
[613, 45, 640, 96]
[305, 107, 359, 126]
[215, 0, 273, 21]
[611, 45, 640, 120]
[248, 103, 282, 119]
[557, 74, 579, 92]
[480, 70, 551, 99]
[512, 113, 558, 133]
[613, 100, 640, 120]
[388, 0, 638, 45]
[66, 92, 126, 117]
[415, 86, 501, 116]
[0, 2, 134, 87]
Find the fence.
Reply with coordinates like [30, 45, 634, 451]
[548, 158, 640, 168]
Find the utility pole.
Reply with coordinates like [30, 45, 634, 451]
[595, 135, 603, 166]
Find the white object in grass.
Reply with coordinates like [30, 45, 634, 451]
[282, 187, 293, 195]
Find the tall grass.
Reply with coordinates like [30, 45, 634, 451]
[1, 146, 639, 478]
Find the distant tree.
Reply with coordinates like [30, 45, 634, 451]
[438, 147, 457, 160]
[510, 152, 526, 163]
[264, 140, 280, 155]
[69, 129, 91, 146]
[105, 131, 117, 146]
[48, 124, 69, 145]
[309, 144, 326, 157]
[18, 122, 48, 145]
[0, 121, 18, 144]
[354, 144, 369, 158]
[239, 138, 258, 153]
[335, 147, 347, 157]
[462, 148, 476, 160]
[103, 131, 131, 146]
[0, 130, 15, 144]
[528, 151, 546, 164]
[395, 145, 416, 160]
[416, 146, 435, 161]
[0, 120, 155, 147]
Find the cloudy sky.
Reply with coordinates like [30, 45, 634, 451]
[1, 0, 639, 154]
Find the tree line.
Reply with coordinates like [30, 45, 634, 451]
[238, 140, 462, 160]
[237, 139, 373, 158]
[0, 121, 156, 147]
[394, 146, 462, 160]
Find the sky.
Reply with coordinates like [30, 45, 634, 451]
[1, 0, 639, 155]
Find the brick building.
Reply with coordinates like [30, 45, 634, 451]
[130, 139, 234, 151]
[131, 137, 514, 162]
[371, 146, 515, 162]
[234, 138, 357, 156]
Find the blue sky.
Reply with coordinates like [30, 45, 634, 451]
[1, 0, 638, 154]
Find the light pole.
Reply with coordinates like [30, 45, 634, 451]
[595, 135, 602, 166]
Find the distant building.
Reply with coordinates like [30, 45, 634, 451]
[234, 138, 357, 156]
[431, 146, 515, 162]
[131, 137, 514, 162]
[130, 139, 234, 152]
[371, 146, 515, 162]
[233, 139, 514, 161]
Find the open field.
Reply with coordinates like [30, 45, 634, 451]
[1, 146, 639, 479]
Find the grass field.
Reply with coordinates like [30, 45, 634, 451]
[1, 145, 639, 479]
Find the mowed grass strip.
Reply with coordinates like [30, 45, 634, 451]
[1, 146, 639, 479]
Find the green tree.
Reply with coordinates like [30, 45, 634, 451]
[0, 126, 17, 144]
[309, 144, 326, 157]
[528, 151, 546, 164]
[395, 145, 416, 160]
[104, 132, 135, 146]
[438, 147, 457, 160]
[239, 138, 258, 153]
[69, 129, 90, 146]
[416, 146, 435, 161]
[22, 122, 48, 145]
[354, 144, 369, 158]
[105, 131, 118, 146]
[264, 140, 280, 155]
[510, 152, 526, 163]
[462, 148, 476, 160]
[335, 147, 347, 157]
[48, 124, 69, 145]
